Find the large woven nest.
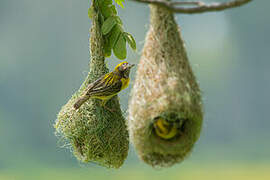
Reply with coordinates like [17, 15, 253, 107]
[54, 3, 129, 168]
[128, 4, 203, 167]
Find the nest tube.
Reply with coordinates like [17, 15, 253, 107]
[128, 4, 203, 167]
[54, 0, 129, 168]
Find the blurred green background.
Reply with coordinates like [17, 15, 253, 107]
[0, 0, 269, 179]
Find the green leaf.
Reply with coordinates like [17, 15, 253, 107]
[115, 0, 125, 8]
[100, 4, 116, 18]
[104, 39, 112, 57]
[109, 25, 122, 48]
[123, 32, 136, 50]
[88, 7, 94, 19]
[110, 5, 117, 15]
[113, 33, 126, 60]
[98, 12, 105, 25]
[102, 0, 113, 6]
[115, 16, 123, 25]
[98, 0, 112, 8]
[101, 16, 117, 35]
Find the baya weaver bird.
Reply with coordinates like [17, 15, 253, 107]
[73, 61, 135, 110]
[153, 117, 183, 140]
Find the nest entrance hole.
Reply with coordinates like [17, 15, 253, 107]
[152, 112, 188, 140]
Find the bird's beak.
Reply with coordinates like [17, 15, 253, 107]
[128, 64, 135, 69]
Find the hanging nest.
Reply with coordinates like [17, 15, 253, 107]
[54, 2, 129, 169]
[128, 4, 203, 168]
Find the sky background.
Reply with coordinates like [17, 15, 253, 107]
[0, 0, 269, 179]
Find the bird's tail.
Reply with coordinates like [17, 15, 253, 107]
[73, 95, 90, 109]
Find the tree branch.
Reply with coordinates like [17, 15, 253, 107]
[130, 0, 253, 14]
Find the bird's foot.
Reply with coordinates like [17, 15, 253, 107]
[103, 105, 116, 113]
[99, 100, 116, 113]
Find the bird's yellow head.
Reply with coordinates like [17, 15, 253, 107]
[114, 61, 135, 78]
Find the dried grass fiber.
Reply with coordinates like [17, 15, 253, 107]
[128, 4, 203, 167]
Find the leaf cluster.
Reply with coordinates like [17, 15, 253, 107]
[89, 0, 136, 60]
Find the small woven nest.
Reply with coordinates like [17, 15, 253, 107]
[128, 5, 203, 167]
[54, 4, 129, 168]
[55, 77, 129, 168]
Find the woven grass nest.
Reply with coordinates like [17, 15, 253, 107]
[54, 3, 129, 169]
[128, 4, 203, 168]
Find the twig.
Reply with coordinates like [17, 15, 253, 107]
[130, 0, 252, 14]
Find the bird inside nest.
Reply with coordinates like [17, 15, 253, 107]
[153, 116, 186, 140]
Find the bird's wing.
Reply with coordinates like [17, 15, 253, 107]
[90, 80, 122, 97]
[85, 75, 105, 92]
[86, 73, 122, 97]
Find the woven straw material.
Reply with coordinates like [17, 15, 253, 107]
[128, 4, 203, 167]
[55, 1, 129, 168]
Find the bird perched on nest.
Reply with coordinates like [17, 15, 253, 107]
[74, 61, 135, 110]
[153, 117, 183, 140]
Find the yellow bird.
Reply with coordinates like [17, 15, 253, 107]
[74, 61, 135, 110]
[153, 117, 180, 140]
